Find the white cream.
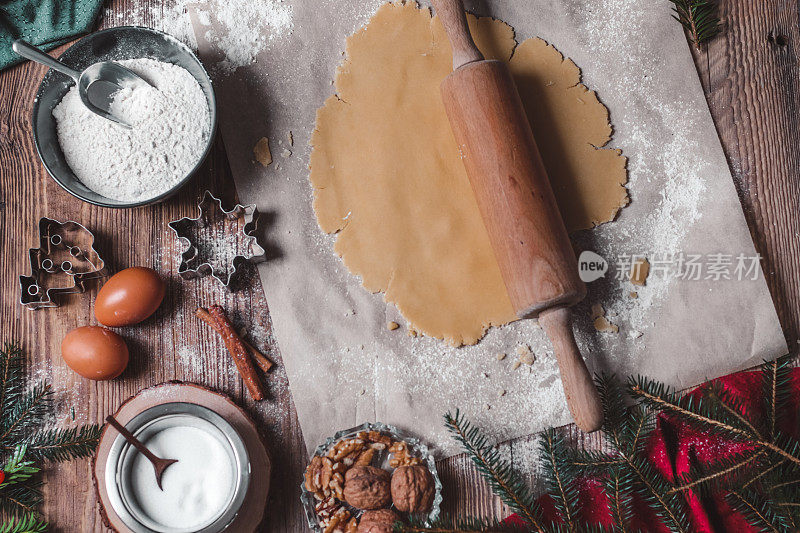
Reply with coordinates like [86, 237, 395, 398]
[129, 424, 234, 530]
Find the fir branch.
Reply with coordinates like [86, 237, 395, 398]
[704, 382, 762, 439]
[631, 377, 800, 469]
[0, 446, 42, 519]
[1, 447, 38, 487]
[762, 355, 795, 441]
[0, 480, 42, 519]
[596, 375, 655, 456]
[540, 430, 579, 531]
[603, 472, 632, 533]
[626, 405, 653, 455]
[17, 425, 101, 463]
[0, 514, 48, 533]
[727, 489, 791, 533]
[668, 0, 721, 49]
[601, 377, 690, 532]
[625, 455, 690, 532]
[628, 377, 756, 440]
[0, 345, 25, 434]
[669, 449, 767, 495]
[595, 374, 632, 450]
[444, 411, 545, 532]
[562, 448, 622, 473]
[0, 386, 52, 446]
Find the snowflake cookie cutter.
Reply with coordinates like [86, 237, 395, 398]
[20, 218, 110, 310]
[169, 190, 266, 287]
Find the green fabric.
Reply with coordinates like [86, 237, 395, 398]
[0, 0, 105, 71]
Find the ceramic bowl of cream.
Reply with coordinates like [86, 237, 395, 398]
[31, 26, 217, 208]
[105, 403, 249, 533]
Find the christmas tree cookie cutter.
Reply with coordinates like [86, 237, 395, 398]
[20, 218, 109, 310]
[169, 190, 266, 287]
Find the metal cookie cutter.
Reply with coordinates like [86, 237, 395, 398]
[169, 190, 266, 287]
[20, 218, 109, 310]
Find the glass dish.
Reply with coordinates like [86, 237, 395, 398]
[300, 422, 442, 531]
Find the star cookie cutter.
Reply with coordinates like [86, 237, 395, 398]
[20, 218, 109, 310]
[169, 190, 266, 287]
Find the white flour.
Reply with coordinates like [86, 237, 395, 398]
[194, 0, 294, 74]
[52, 58, 211, 202]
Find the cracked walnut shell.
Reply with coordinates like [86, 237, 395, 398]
[343, 465, 392, 510]
[391, 465, 434, 513]
[357, 509, 401, 533]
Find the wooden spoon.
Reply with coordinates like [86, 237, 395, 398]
[105, 415, 178, 490]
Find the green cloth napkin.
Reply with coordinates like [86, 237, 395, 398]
[0, 0, 105, 71]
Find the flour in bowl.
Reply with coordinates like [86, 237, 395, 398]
[52, 58, 211, 202]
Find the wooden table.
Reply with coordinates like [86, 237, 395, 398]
[0, 1, 797, 530]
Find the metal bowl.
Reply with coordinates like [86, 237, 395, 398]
[32, 26, 217, 208]
[104, 403, 250, 533]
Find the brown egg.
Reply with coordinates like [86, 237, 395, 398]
[95, 267, 165, 327]
[61, 326, 129, 380]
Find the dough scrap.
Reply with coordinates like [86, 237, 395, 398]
[592, 303, 619, 333]
[310, 1, 628, 345]
[253, 137, 272, 167]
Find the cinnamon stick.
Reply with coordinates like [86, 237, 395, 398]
[206, 305, 265, 401]
[195, 308, 274, 372]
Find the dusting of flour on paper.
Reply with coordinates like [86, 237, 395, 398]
[194, 0, 294, 74]
[107, 0, 294, 75]
[567, 0, 707, 342]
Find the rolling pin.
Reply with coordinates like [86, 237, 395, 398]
[431, 0, 604, 432]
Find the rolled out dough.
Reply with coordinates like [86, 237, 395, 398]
[310, 1, 628, 345]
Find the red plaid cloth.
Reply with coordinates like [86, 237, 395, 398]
[503, 368, 800, 532]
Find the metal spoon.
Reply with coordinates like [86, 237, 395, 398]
[105, 415, 178, 491]
[12, 40, 153, 128]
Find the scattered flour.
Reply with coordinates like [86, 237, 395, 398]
[105, 1, 199, 50]
[104, 0, 294, 75]
[52, 58, 211, 202]
[194, 0, 294, 74]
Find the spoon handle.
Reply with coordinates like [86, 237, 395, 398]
[12, 40, 80, 81]
[105, 415, 161, 464]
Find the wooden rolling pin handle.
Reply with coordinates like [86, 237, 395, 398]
[431, 0, 484, 69]
[538, 306, 604, 433]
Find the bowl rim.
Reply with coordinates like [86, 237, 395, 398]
[31, 25, 218, 209]
[104, 402, 251, 533]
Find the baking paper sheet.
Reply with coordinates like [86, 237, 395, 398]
[188, 0, 788, 456]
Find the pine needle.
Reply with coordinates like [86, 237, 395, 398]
[668, 0, 721, 49]
[441, 355, 799, 532]
[19, 425, 102, 463]
[0, 343, 100, 521]
[444, 411, 545, 532]
[0, 513, 48, 533]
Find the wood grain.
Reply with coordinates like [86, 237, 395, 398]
[0, 0, 797, 531]
[0, 1, 307, 529]
[440, 60, 586, 317]
[431, 0, 485, 69]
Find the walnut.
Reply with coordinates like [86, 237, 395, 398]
[305, 455, 324, 493]
[391, 465, 435, 513]
[343, 465, 392, 510]
[357, 509, 401, 533]
[388, 440, 422, 468]
[354, 447, 376, 466]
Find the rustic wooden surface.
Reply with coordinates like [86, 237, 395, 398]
[0, 0, 797, 531]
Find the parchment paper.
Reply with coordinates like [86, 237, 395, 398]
[188, 0, 788, 457]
